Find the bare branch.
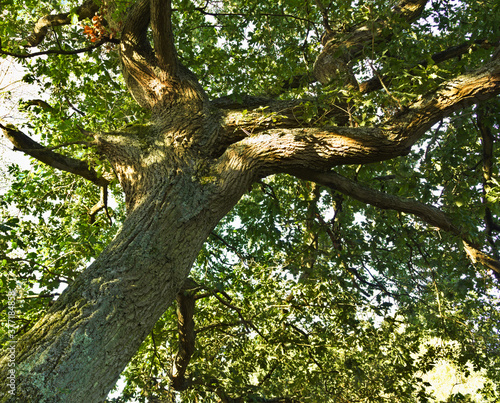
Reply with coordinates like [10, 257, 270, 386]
[0, 122, 108, 187]
[0, 37, 119, 59]
[89, 185, 112, 224]
[463, 242, 500, 276]
[393, 0, 430, 21]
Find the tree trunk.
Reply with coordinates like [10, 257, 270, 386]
[0, 117, 256, 401]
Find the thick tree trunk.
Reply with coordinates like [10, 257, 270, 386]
[0, 119, 254, 402]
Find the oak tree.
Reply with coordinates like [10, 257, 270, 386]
[1, 0, 500, 401]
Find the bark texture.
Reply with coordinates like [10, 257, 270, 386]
[1, 0, 500, 401]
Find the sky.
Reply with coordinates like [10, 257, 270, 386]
[0, 55, 37, 191]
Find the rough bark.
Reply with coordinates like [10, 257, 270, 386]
[0, 116, 257, 402]
[1, 0, 500, 401]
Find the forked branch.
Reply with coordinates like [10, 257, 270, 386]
[119, 0, 203, 111]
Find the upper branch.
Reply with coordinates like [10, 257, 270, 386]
[220, 56, 500, 178]
[121, 0, 151, 50]
[150, 0, 177, 77]
[384, 55, 500, 148]
[314, 0, 429, 85]
[26, 0, 99, 47]
[0, 123, 108, 187]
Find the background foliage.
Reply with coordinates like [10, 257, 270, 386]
[1, 0, 500, 401]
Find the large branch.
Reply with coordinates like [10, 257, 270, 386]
[150, 0, 177, 77]
[26, 0, 99, 47]
[121, 0, 151, 50]
[303, 170, 460, 232]
[215, 40, 500, 137]
[222, 56, 500, 177]
[0, 123, 108, 187]
[217, 55, 500, 211]
[386, 56, 500, 148]
[119, 0, 204, 111]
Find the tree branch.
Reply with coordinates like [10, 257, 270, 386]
[26, 0, 99, 47]
[293, 169, 500, 276]
[89, 184, 112, 224]
[150, 0, 177, 76]
[385, 56, 500, 148]
[463, 242, 500, 277]
[305, 170, 461, 232]
[0, 37, 119, 59]
[119, 0, 205, 111]
[314, 0, 429, 84]
[219, 56, 500, 180]
[0, 122, 108, 187]
[121, 0, 151, 50]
